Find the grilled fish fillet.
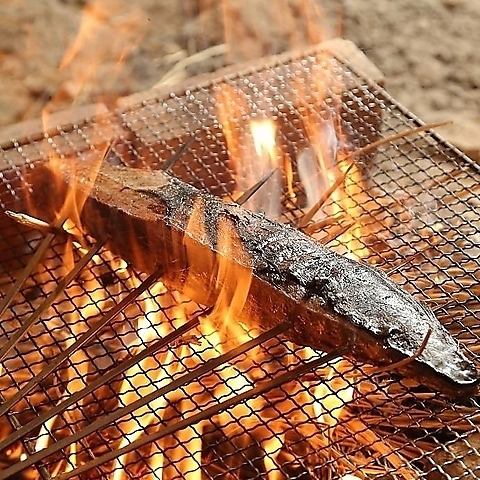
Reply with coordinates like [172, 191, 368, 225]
[67, 164, 478, 396]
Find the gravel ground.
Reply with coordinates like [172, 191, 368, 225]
[338, 0, 480, 157]
[0, 0, 479, 155]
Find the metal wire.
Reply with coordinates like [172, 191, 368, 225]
[0, 44, 478, 480]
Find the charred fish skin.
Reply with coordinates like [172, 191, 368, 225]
[79, 165, 478, 396]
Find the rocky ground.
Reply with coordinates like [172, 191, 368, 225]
[0, 0, 479, 157]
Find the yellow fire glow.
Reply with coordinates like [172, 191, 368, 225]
[251, 119, 278, 161]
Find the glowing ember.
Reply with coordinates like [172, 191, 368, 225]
[262, 434, 284, 480]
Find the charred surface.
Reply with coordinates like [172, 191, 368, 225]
[74, 165, 477, 396]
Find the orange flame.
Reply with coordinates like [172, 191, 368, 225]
[35, 0, 145, 233]
[297, 77, 368, 259]
[29, 216, 368, 479]
[212, 216, 253, 339]
[34, 242, 117, 467]
[333, 158, 369, 259]
[247, 118, 283, 218]
[216, 86, 286, 218]
[313, 359, 355, 429]
[298, 116, 338, 209]
[215, 84, 249, 181]
[108, 202, 257, 480]
[262, 434, 285, 480]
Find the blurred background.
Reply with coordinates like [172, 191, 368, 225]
[0, 0, 479, 158]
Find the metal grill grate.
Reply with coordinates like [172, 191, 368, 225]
[0, 42, 479, 480]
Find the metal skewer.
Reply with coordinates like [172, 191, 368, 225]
[298, 162, 356, 228]
[234, 169, 278, 205]
[303, 213, 347, 235]
[386, 245, 431, 276]
[161, 139, 194, 172]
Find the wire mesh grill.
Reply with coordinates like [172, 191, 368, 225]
[0, 44, 479, 480]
